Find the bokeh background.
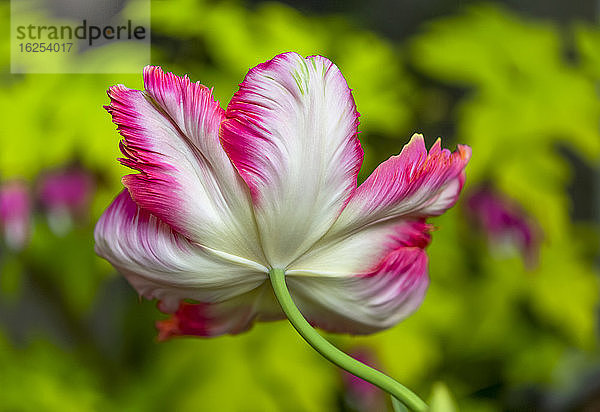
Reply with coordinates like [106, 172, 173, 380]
[1, 0, 599, 410]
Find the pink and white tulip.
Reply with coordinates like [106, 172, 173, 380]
[0, 181, 31, 251]
[465, 185, 539, 268]
[95, 52, 471, 339]
[38, 167, 95, 234]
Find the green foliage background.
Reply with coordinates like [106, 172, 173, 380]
[0, 1, 598, 411]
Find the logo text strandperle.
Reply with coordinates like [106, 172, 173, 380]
[16, 19, 146, 46]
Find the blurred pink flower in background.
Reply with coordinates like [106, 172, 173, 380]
[341, 348, 386, 411]
[95, 53, 471, 339]
[0, 181, 31, 251]
[465, 185, 540, 268]
[38, 167, 95, 234]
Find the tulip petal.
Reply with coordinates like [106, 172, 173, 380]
[106, 66, 264, 263]
[221, 52, 363, 267]
[156, 283, 283, 340]
[333, 134, 471, 237]
[286, 220, 431, 333]
[282, 135, 468, 333]
[94, 190, 268, 312]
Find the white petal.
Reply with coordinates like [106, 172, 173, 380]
[106, 66, 264, 263]
[286, 220, 431, 333]
[94, 190, 268, 312]
[334, 134, 471, 237]
[221, 52, 363, 268]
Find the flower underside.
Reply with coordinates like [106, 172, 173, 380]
[95, 52, 471, 339]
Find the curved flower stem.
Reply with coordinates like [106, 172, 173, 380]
[268, 268, 428, 412]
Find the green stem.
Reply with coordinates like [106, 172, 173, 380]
[268, 268, 428, 412]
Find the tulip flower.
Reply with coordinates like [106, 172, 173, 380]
[38, 167, 95, 234]
[342, 348, 386, 412]
[465, 185, 539, 268]
[95, 52, 470, 411]
[0, 181, 31, 251]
